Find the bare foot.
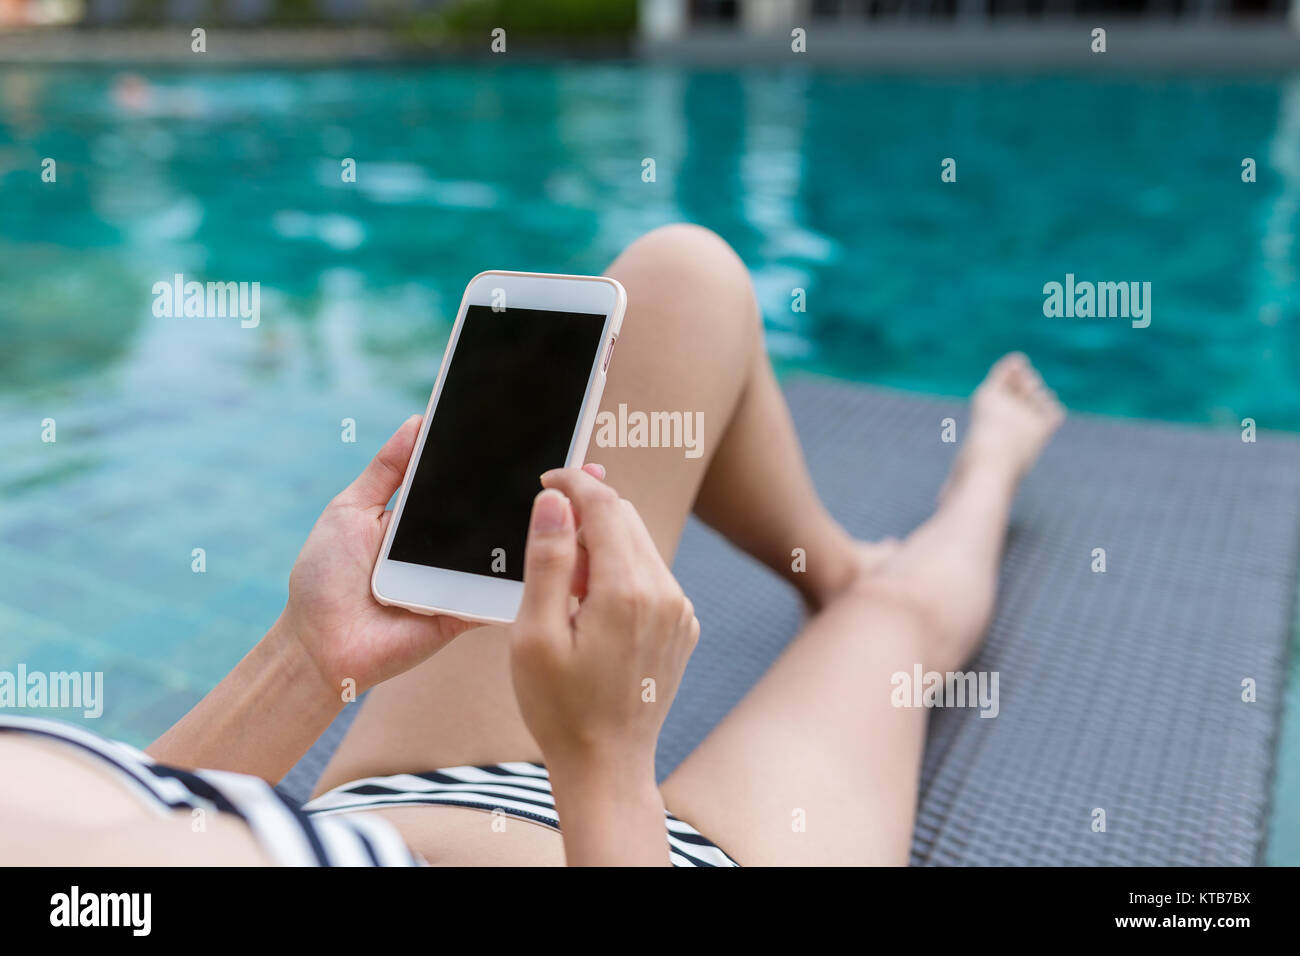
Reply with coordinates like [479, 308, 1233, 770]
[811, 354, 1062, 611]
[940, 352, 1065, 503]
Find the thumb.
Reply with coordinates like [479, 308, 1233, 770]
[337, 415, 421, 510]
[516, 488, 577, 635]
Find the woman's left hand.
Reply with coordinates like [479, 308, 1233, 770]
[280, 415, 607, 698]
[154, 414, 611, 778]
[279, 415, 476, 697]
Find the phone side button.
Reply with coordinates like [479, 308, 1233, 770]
[602, 334, 617, 373]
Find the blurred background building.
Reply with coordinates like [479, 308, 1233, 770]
[2, 0, 1298, 30]
[3, 0, 1298, 68]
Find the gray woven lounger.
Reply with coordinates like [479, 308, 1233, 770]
[282, 379, 1300, 866]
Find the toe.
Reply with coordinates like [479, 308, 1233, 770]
[986, 352, 1027, 388]
[1008, 363, 1036, 396]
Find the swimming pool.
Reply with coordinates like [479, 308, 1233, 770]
[1, 63, 1297, 861]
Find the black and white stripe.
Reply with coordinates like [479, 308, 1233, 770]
[3, 715, 738, 867]
[305, 762, 740, 867]
[0, 715, 417, 867]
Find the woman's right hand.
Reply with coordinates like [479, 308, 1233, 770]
[508, 468, 699, 864]
[510, 467, 698, 775]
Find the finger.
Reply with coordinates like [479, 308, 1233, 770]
[338, 415, 421, 511]
[618, 497, 662, 563]
[569, 540, 590, 601]
[541, 467, 621, 522]
[612, 498, 687, 621]
[517, 489, 579, 638]
[539, 468, 637, 583]
[581, 462, 606, 481]
[610, 496, 673, 585]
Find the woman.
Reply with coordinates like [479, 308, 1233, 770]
[0, 225, 1063, 866]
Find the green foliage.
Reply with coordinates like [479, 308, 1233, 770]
[261, 0, 321, 26]
[118, 0, 328, 26]
[432, 0, 637, 37]
[113, 0, 636, 33]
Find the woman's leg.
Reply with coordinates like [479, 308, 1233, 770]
[314, 223, 849, 792]
[315, 224, 1064, 869]
[659, 354, 1064, 865]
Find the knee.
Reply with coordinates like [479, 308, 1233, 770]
[608, 223, 760, 348]
[621, 223, 741, 272]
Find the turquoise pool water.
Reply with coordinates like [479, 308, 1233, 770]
[1, 64, 1297, 860]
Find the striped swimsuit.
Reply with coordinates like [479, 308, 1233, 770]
[2, 716, 739, 867]
[1, 715, 416, 866]
[306, 763, 740, 867]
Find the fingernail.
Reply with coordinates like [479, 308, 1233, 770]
[587, 463, 606, 480]
[532, 489, 568, 533]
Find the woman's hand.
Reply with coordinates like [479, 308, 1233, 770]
[509, 468, 699, 865]
[281, 414, 477, 697]
[152, 415, 479, 778]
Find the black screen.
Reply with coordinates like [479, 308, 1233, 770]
[388, 304, 606, 581]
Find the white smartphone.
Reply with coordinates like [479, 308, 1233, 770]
[371, 270, 625, 625]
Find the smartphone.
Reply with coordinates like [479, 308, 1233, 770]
[371, 270, 625, 625]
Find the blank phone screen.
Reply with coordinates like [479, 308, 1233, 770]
[387, 304, 607, 581]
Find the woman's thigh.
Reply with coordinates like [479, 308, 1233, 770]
[313, 225, 759, 794]
[660, 594, 932, 866]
